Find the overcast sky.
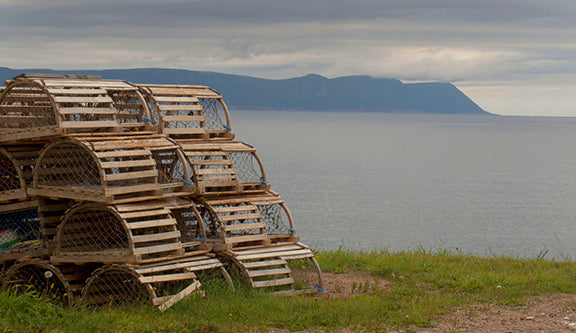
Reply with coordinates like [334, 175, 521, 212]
[1, 0, 575, 116]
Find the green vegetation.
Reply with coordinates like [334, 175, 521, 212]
[2, 248, 576, 332]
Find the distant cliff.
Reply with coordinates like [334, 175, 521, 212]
[0, 67, 490, 115]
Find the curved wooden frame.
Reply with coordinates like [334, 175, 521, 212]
[1, 259, 74, 306]
[0, 74, 155, 143]
[52, 202, 184, 264]
[0, 147, 27, 203]
[137, 84, 234, 140]
[29, 136, 195, 204]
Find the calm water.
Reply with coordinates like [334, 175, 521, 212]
[231, 111, 576, 259]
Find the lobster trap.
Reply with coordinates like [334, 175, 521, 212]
[137, 84, 233, 141]
[0, 74, 154, 143]
[0, 73, 324, 309]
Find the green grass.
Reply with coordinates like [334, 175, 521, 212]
[2, 248, 576, 332]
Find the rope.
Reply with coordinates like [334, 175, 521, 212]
[315, 284, 326, 292]
[288, 228, 296, 233]
[196, 236, 207, 242]
[142, 116, 158, 124]
[260, 177, 269, 185]
[223, 125, 232, 130]
[181, 178, 194, 186]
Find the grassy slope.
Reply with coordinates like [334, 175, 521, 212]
[2, 248, 576, 332]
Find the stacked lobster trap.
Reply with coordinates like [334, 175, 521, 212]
[0, 73, 323, 310]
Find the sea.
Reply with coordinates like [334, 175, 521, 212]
[231, 110, 576, 260]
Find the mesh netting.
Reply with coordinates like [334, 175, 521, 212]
[2, 261, 71, 305]
[0, 150, 21, 193]
[0, 85, 56, 130]
[108, 90, 147, 127]
[57, 205, 129, 254]
[36, 142, 101, 189]
[196, 204, 220, 239]
[257, 203, 290, 234]
[199, 98, 226, 129]
[151, 148, 187, 192]
[171, 207, 203, 244]
[0, 208, 41, 251]
[82, 266, 153, 307]
[228, 152, 262, 183]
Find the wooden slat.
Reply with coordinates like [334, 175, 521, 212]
[0, 199, 38, 213]
[225, 234, 267, 244]
[100, 159, 156, 169]
[154, 96, 199, 103]
[222, 222, 265, 232]
[104, 183, 159, 195]
[125, 218, 175, 230]
[235, 244, 304, 256]
[252, 277, 294, 288]
[157, 280, 202, 312]
[135, 258, 220, 274]
[53, 96, 113, 103]
[219, 213, 261, 222]
[60, 120, 119, 129]
[212, 205, 257, 213]
[120, 208, 170, 219]
[242, 259, 288, 269]
[190, 159, 232, 166]
[104, 169, 158, 181]
[94, 150, 151, 158]
[236, 249, 314, 261]
[247, 267, 291, 278]
[133, 242, 182, 255]
[159, 104, 203, 111]
[47, 88, 108, 95]
[138, 272, 197, 284]
[132, 231, 180, 243]
[163, 115, 205, 122]
[163, 127, 206, 134]
[58, 107, 116, 115]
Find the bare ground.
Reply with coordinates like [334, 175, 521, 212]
[268, 272, 576, 333]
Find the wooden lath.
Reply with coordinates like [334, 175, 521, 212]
[0, 75, 155, 143]
[28, 135, 194, 204]
[137, 84, 234, 140]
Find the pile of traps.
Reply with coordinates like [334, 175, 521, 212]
[0, 73, 323, 310]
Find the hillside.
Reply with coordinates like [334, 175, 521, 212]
[0, 67, 489, 115]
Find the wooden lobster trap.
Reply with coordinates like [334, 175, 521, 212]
[137, 84, 234, 141]
[28, 134, 195, 204]
[197, 191, 323, 295]
[0, 74, 155, 144]
[177, 141, 271, 196]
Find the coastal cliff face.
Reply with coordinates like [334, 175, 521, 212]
[0, 67, 489, 115]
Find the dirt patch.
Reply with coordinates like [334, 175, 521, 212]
[411, 294, 576, 333]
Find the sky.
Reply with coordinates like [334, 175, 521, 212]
[1, 0, 576, 116]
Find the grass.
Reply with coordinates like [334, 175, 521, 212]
[2, 248, 576, 332]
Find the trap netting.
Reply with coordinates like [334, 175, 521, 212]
[170, 205, 207, 248]
[198, 98, 228, 130]
[0, 207, 41, 252]
[55, 204, 130, 258]
[150, 147, 189, 193]
[108, 89, 149, 130]
[1, 260, 73, 305]
[0, 148, 24, 198]
[257, 203, 291, 235]
[227, 151, 264, 184]
[0, 84, 57, 137]
[34, 142, 101, 190]
[82, 263, 201, 311]
[54, 203, 184, 263]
